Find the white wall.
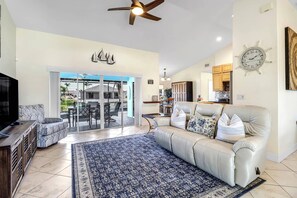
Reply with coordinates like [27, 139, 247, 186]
[276, 0, 297, 160]
[0, 0, 16, 78]
[233, 0, 279, 159]
[233, 0, 297, 161]
[171, 44, 233, 101]
[16, 28, 160, 116]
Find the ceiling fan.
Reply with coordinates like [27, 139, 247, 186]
[107, 0, 164, 25]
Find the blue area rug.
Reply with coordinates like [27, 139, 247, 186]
[72, 134, 264, 198]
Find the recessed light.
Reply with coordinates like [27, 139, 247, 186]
[216, 36, 222, 42]
[232, 14, 234, 18]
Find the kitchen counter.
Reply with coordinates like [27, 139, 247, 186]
[199, 101, 231, 105]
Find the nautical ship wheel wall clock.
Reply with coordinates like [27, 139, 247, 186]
[235, 41, 272, 76]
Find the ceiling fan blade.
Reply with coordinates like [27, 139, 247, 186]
[131, 0, 142, 7]
[129, 13, 136, 25]
[144, 0, 164, 11]
[108, 7, 132, 11]
[140, 13, 161, 21]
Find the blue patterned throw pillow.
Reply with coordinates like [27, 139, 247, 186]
[187, 114, 217, 138]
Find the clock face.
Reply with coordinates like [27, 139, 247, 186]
[240, 47, 266, 71]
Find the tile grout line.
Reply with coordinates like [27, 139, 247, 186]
[279, 185, 294, 198]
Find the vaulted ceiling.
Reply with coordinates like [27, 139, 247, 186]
[6, 0, 235, 76]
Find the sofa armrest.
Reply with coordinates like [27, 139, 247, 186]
[233, 136, 265, 153]
[43, 117, 63, 124]
[154, 117, 171, 127]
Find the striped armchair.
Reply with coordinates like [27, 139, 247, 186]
[19, 104, 68, 148]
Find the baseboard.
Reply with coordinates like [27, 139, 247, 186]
[266, 143, 297, 162]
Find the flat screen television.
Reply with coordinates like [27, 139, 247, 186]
[0, 73, 19, 132]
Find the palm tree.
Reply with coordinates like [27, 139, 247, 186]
[65, 83, 70, 96]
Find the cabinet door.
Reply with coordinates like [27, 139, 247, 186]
[222, 64, 232, 72]
[212, 66, 222, 74]
[222, 72, 231, 82]
[213, 74, 223, 91]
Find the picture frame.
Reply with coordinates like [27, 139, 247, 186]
[285, 27, 297, 90]
[148, 79, 154, 85]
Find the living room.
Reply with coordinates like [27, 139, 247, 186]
[0, 0, 297, 197]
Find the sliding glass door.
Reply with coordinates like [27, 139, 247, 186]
[59, 73, 135, 133]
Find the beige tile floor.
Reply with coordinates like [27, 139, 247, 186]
[15, 126, 297, 198]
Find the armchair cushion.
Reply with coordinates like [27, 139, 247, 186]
[43, 118, 63, 124]
[233, 136, 265, 153]
[19, 104, 45, 123]
[39, 121, 68, 136]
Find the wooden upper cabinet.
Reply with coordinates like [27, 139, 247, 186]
[213, 73, 223, 91]
[222, 64, 233, 73]
[222, 72, 231, 82]
[212, 66, 222, 74]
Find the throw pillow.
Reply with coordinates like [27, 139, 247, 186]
[216, 113, 245, 143]
[170, 109, 186, 129]
[187, 114, 217, 138]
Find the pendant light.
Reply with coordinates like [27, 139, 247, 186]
[161, 68, 171, 81]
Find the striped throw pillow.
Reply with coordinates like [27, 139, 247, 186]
[170, 109, 186, 129]
[216, 113, 245, 143]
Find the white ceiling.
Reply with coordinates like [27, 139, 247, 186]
[5, 0, 235, 76]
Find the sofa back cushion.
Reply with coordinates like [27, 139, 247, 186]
[174, 102, 197, 121]
[195, 103, 224, 120]
[171, 108, 187, 129]
[222, 105, 271, 137]
[216, 113, 245, 143]
[19, 104, 45, 123]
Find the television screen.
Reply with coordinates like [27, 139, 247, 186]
[0, 73, 19, 132]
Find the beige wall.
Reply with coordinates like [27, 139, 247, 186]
[0, 0, 16, 77]
[16, 28, 160, 116]
[171, 45, 233, 101]
[276, 0, 297, 160]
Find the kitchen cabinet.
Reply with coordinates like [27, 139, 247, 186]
[212, 66, 222, 74]
[222, 72, 231, 82]
[222, 64, 232, 72]
[212, 64, 232, 91]
[213, 74, 223, 91]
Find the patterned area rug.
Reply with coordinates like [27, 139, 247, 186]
[72, 134, 265, 198]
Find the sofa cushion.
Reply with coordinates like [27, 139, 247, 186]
[222, 105, 271, 137]
[193, 139, 235, 186]
[194, 103, 223, 120]
[216, 113, 245, 143]
[187, 115, 217, 138]
[154, 126, 186, 151]
[171, 130, 208, 165]
[170, 109, 186, 129]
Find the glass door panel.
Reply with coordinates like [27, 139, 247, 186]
[77, 74, 101, 132]
[60, 73, 135, 133]
[103, 80, 122, 129]
[124, 78, 135, 127]
[60, 72, 79, 132]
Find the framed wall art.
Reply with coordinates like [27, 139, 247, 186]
[285, 27, 297, 90]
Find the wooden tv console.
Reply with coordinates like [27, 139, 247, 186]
[0, 121, 37, 198]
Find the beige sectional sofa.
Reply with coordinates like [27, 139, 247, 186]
[154, 102, 271, 188]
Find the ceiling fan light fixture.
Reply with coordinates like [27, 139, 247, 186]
[132, 7, 144, 15]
